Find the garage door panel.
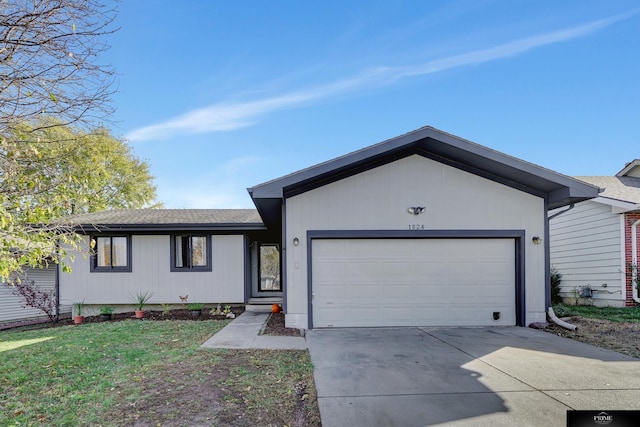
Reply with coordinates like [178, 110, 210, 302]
[446, 283, 480, 298]
[447, 263, 482, 278]
[375, 262, 415, 280]
[313, 261, 345, 279]
[413, 261, 449, 277]
[381, 284, 413, 299]
[343, 261, 379, 280]
[346, 284, 380, 299]
[312, 238, 516, 327]
[315, 306, 516, 328]
[413, 285, 445, 298]
[314, 283, 347, 299]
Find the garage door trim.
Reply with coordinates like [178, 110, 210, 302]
[307, 229, 526, 328]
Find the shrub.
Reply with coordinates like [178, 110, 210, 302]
[5, 280, 56, 323]
[551, 267, 563, 304]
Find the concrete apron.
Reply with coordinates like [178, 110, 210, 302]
[307, 327, 640, 427]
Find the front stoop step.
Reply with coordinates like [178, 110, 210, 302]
[246, 297, 283, 312]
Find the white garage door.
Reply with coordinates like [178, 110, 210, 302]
[312, 238, 516, 327]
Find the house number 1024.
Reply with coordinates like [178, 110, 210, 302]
[409, 224, 425, 230]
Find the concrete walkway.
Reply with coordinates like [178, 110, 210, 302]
[200, 311, 307, 350]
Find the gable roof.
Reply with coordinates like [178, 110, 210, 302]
[616, 159, 640, 178]
[248, 126, 600, 228]
[62, 209, 265, 233]
[574, 176, 640, 207]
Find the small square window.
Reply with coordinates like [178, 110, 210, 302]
[171, 235, 211, 272]
[91, 235, 131, 272]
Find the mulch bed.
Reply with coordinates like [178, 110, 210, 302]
[89, 305, 246, 323]
[262, 312, 303, 336]
[9, 306, 246, 329]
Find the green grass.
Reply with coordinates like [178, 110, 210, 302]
[0, 319, 229, 426]
[553, 304, 640, 322]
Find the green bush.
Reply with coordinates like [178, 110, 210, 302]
[551, 267, 563, 304]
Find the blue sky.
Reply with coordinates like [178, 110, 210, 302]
[104, 1, 640, 209]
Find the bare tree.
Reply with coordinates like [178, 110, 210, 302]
[0, 0, 119, 280]
[0, 0, 117, 135]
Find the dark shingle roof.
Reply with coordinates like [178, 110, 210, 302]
[60, 209, 264, 232]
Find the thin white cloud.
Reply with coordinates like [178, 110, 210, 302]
[127, 11, 635, 142]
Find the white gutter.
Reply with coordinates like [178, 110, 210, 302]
[632, 219, 640, 303]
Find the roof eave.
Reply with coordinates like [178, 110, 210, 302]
[73, 223, 267, 233]
[616, 159, 640, 177]
[249, 126, 601, 210]
[589, 196, 640, 213]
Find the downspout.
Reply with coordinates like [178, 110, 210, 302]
[547, 306, 577, 330]
[546, 203, 578, 330]
[632, 219, 640, 303]
[548, 203, 574, 221]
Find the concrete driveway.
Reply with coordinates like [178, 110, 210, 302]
[307, 327, 640, 427]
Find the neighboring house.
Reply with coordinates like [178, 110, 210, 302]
[550, 159, 640, 307]
[59, 126, 599, 328]
[0, 265, 66, 328]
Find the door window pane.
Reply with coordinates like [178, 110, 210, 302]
[260, 245, 281, 291]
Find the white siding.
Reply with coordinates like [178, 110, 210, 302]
[549, 200, 624, 306]
[285, 155, 547, 328]
[1, 265, 60, 326]
[59, 234, 245, 312]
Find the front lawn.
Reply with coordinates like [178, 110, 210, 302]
[552, 304, 640, 322]
[0, 319, 320, 426]
[546, 304, 640, 359]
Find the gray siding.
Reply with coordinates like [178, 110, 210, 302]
[1, 265, 61, 326]
[549, 201, 624, 306]
[59, 234, 246, 312]
[285, 155, 547, 328]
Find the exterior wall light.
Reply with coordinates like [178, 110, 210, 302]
[532, 236, 542, 245]
[407, 206, 426, 215]
[293, 237, 300, 246]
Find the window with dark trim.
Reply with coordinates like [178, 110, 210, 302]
[170, 235, 211, 272]
[90, 235, 132, 272]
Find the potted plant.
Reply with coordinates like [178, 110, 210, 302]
[131, 291, 153, 319]
[73, 301, 85, 324]
[187, 303, 204, 317]
[99, 306, 113, 321]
